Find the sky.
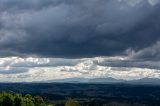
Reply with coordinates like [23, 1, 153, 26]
[0, 0, 160, 82]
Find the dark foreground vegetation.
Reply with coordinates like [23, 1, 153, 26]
[0, 92, 79, 106]
[0, 83, 160, 106]
[0, 92, 48, 106]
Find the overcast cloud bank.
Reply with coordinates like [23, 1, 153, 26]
[0, 0, 160, 81]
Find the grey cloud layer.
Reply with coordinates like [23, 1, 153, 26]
[0, 67, 28, 74]
[0, 0, 160, 58]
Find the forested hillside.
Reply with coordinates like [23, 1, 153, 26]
[0, 92, 79, 106]
[0, 92, 50, 106]
[1, 83, 160, 106]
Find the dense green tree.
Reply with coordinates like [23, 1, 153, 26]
[0, 95, 13, 106]
[14, 97, 21, 106]
[65, 98, 79, 106]
[0, 92, 49, 106]
[34, 96, 45, 106]
[0, 92, 81, 106]
[48, 104, 55, 106]
[25, 94, 32, 100]
[21, 98, 35, 106]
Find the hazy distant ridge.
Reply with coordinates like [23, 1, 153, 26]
[44, 77, 160, 85]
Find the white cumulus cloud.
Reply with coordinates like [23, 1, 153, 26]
[0, 56, 160, 82]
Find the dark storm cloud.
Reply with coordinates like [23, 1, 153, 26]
[130, 41, 160, 60]
[0, 0, 160, 58]
[95, 59, 160, 70]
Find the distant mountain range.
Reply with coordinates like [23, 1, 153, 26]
[43, 77, 160, 85]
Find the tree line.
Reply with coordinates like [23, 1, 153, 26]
[0, 92, 79, 106]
